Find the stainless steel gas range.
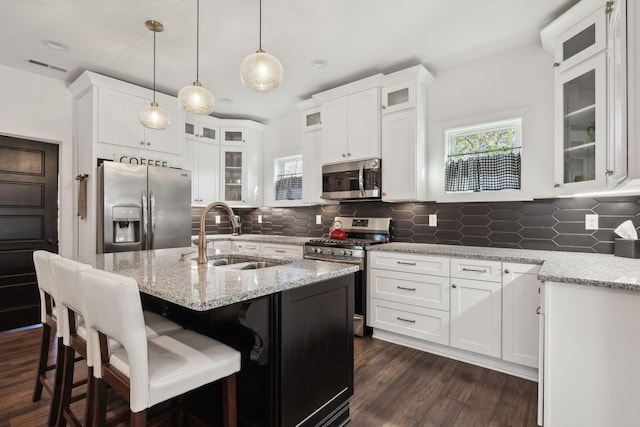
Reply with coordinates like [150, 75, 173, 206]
[304, 217, 391, 336]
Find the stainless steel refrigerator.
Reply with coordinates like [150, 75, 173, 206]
[97, 162, 192, 253]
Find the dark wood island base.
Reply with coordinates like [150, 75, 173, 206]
[142, 274, 355, 427]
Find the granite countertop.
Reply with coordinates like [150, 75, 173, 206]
[78, 247, 358, 311]
[368, 243, 640, 291]
[192, 234, 311, 246]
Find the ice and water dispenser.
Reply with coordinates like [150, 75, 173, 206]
[112, 206, 141, 243]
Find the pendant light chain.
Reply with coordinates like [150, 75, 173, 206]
[152, 23, 157, 103]
[259, 0, 262, 51]
[196, 0, 200, 81]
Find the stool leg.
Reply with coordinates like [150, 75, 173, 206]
[84, 367, 95, 427]
[131, 410, 147, 427]
[93, 377, 108, 427]
[33, 323, 52, 402]
[47, 337, 65, 426]
[57, 344, 76, 427]
[221, 374, 237, 427]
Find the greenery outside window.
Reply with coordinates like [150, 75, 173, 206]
[275, 155, 303, 201]
[445, 118, 522, 192]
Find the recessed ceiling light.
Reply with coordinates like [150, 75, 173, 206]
[217, 98, 233, 104]
[42, 40, 69, 51]
[311, 59, 328, 69]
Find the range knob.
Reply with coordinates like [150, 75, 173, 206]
[314, 247, 323, 254]
[327, 249, 334, 255]
[344, 250, 352, 256]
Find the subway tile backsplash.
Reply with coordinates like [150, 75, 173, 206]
[192, 195, 640, 254]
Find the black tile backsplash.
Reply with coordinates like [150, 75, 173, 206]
[192, 195, 640, 254]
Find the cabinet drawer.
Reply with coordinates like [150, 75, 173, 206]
[261, 243, 303, 259]
[232, 241, 261, 254]
[369, 298, 449, 345]
[451, 258, 502, 282]
[368, 251, 449, 276]
[369, 269, 449, 311]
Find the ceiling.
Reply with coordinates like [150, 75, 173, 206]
[2, 0, 578, 123]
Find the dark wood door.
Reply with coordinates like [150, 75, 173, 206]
[0, 135, 59, 332]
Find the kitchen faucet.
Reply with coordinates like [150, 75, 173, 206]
[197, 201, 240, 264]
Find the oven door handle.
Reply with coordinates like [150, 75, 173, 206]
[358, 161, 365, 197]
[304, 255, 363, 268]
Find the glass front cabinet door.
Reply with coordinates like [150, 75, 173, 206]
[554, 53, 606, 191]
[221, 148, 244, 204]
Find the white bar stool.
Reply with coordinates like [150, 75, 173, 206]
[32, 250, 64, 426]
[81, 268, 241, 427]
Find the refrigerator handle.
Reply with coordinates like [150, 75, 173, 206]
[141, 191, 148, 250]
[149, 191, 156, 249]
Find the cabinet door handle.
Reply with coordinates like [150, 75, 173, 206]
[396, 317, 416, 324]
[554, 183, 560, 188]
[342, 153, 347, 158]
[452, 283, 457, 288]
[146, 142, 151, 146]
[553, 62, 560, 68]
[381, 105, 387, 110]
[397, 261, 416, 266]
[347, 152, 352, 157]
[462, 267, 487, 273]
[140, 141, 145, 145]
[504, 268, 510, 274]
[605, 169, 614, 176]
[536, 306, 541, 315]
[396, 286, 416, 291]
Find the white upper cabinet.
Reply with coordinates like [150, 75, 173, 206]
[184, 113, 219, 144]
[184, 138, 219, 206]
[220, 126, 249, 146]
[380, 65, 434, 202]
[313, 74, 383, 164]
[218, 121, 264, 207]
[541, 0, 628, 193]
[97, 86, 181, 155]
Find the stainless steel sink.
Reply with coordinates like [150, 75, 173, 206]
[204, 255, 291, 270]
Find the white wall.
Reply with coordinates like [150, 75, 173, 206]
[262, 106, 304, 205]
[0, 64, 74, 257]
[427, 42, 555, 202]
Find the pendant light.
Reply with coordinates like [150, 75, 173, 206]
[239, 0, 283, 92]
[178, 0, 215, 115]
[139, 20, 171, 130]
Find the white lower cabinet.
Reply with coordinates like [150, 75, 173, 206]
[502, 263, 541, 368]
[369, 298, 450, 345]
[368, 250, 541, 380]
[232, 241, 261, 255]
[449, 277, 502, 358]
[261, 243, 303, 259]
[368, 252, 450, 345]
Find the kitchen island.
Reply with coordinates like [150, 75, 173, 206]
[79, 247, 358, 427]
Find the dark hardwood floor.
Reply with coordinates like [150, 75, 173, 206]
[0, 326, 538, 427]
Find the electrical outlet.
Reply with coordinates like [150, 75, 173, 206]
[429, 214, 438, 227]
[316, 215, 322, 225]
[585, 214, 599, 230]
[258, 215, 262, 224]
[215, 215, 221, 224]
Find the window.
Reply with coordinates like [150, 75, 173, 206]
[274, 155, 303, 201]
[445, 118, 522, 192]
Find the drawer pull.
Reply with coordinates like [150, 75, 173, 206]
[396, 317, 416, 324]
[462, 267, 487, 273]
[275, 249, 286, 253]
[396, 286, 416, 291]
[397, 261, 417, 266]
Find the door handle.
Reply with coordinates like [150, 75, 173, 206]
[47, 238, 59, 245]
[358, 162, 365, 197]
[141, 191, 148, 249]
[149, 191, 156, 249]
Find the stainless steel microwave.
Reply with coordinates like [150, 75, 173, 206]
[322, 158, 381, 200]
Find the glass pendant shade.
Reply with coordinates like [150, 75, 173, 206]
[178, 80, 215, 115]
[139, 101, 171, 130]
[240, 48, 284, 93]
